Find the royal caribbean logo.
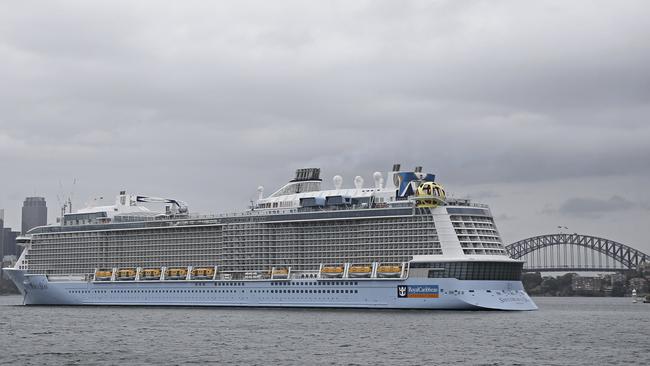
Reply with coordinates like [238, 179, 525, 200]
[397, 285, 408, 297]
[397, 285, 439, 298]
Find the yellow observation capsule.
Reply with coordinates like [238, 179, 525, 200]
[416, 182, 446, 208]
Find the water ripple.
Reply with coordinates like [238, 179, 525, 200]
[1, 296, 648, 365]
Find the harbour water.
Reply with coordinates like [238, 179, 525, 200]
[0, 296, 648, 365]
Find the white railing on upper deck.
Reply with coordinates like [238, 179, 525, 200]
[107, 196, 487, 224]
[445, 199, 489, 208]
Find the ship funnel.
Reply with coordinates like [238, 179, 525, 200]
[257, 186, 264, 200]
[354, 176, 364, 189]
[293, 168, 321, 182]
[392, 163, 401, 172]
[373, 172, 383, 189]
[333, 175, 343, 190]
[414, 166, 423, 173]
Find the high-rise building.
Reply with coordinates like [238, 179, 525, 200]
[2, 229, 19, 258]
[21, 197, 47, 234]
[0, 209, 4, 261]
[1, 209, 21, 260]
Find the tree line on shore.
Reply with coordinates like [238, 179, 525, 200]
[522, 271, 646, 297]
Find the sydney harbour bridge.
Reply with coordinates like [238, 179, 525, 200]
[505, 233, 649, 272]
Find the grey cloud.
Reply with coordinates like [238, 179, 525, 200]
[468, 190, 501, 199]
[554, 196, 636, 218]
[495, 213, 515, 221]
[0, 1, 649, 253]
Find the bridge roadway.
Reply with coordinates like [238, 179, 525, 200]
[518, 267, 627, 273]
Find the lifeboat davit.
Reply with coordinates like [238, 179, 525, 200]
[272, 268, 289, 279]
[141, 268, 161, 280]
[166, 267, 188, 280]
[191, 267, 215, 280]
[348, 265, 372, 278]
[94, 270, 113, 281]
[321, 265, 344, 278]
[377, 265, 402, 278]
[116, 268, 136, 281]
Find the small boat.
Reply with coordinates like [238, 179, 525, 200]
[116, 268, 136, 281]
[321, 265, 344, 278]
[272, 268, 289, 279]
[141, 268, 161, 280]
[348, 265, 372, 278]
[191, 267, 215, 280]
[165, 267, 188, 280]
[377, 265, 402, 278]
[94, 270, 113, 281]
[244, 272, 263, 280]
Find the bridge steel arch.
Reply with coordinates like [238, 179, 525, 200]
[506, 234, 649, 270]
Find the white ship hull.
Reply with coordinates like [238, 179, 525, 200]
[4, 269, 537, 310]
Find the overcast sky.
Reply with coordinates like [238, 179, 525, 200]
[1, 1, 649, 253]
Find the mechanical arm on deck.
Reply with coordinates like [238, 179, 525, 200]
[135, 195, 188, 214]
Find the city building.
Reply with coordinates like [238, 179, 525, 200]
[1, 209, 21, 269]
[571, 275, 603, 293]
[0, 209, 3, 262]
[2, 228, 20, 258]
[21, 197, 47, 234]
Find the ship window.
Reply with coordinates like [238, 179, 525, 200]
[420, 261, 522, 280]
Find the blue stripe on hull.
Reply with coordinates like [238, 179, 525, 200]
[5, 269, 537, 310]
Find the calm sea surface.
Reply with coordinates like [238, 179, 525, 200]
[0, 296, 648, 365]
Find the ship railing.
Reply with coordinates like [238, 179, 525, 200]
[97, 200, 426, 227]
[111, 201, 415, 225]
[89, 262, 410, 284]
[444, 199, 489, 208]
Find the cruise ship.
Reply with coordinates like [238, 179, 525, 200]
[3, 164, 537, 310]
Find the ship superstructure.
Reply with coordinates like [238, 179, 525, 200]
[4, 164, 536, 310]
